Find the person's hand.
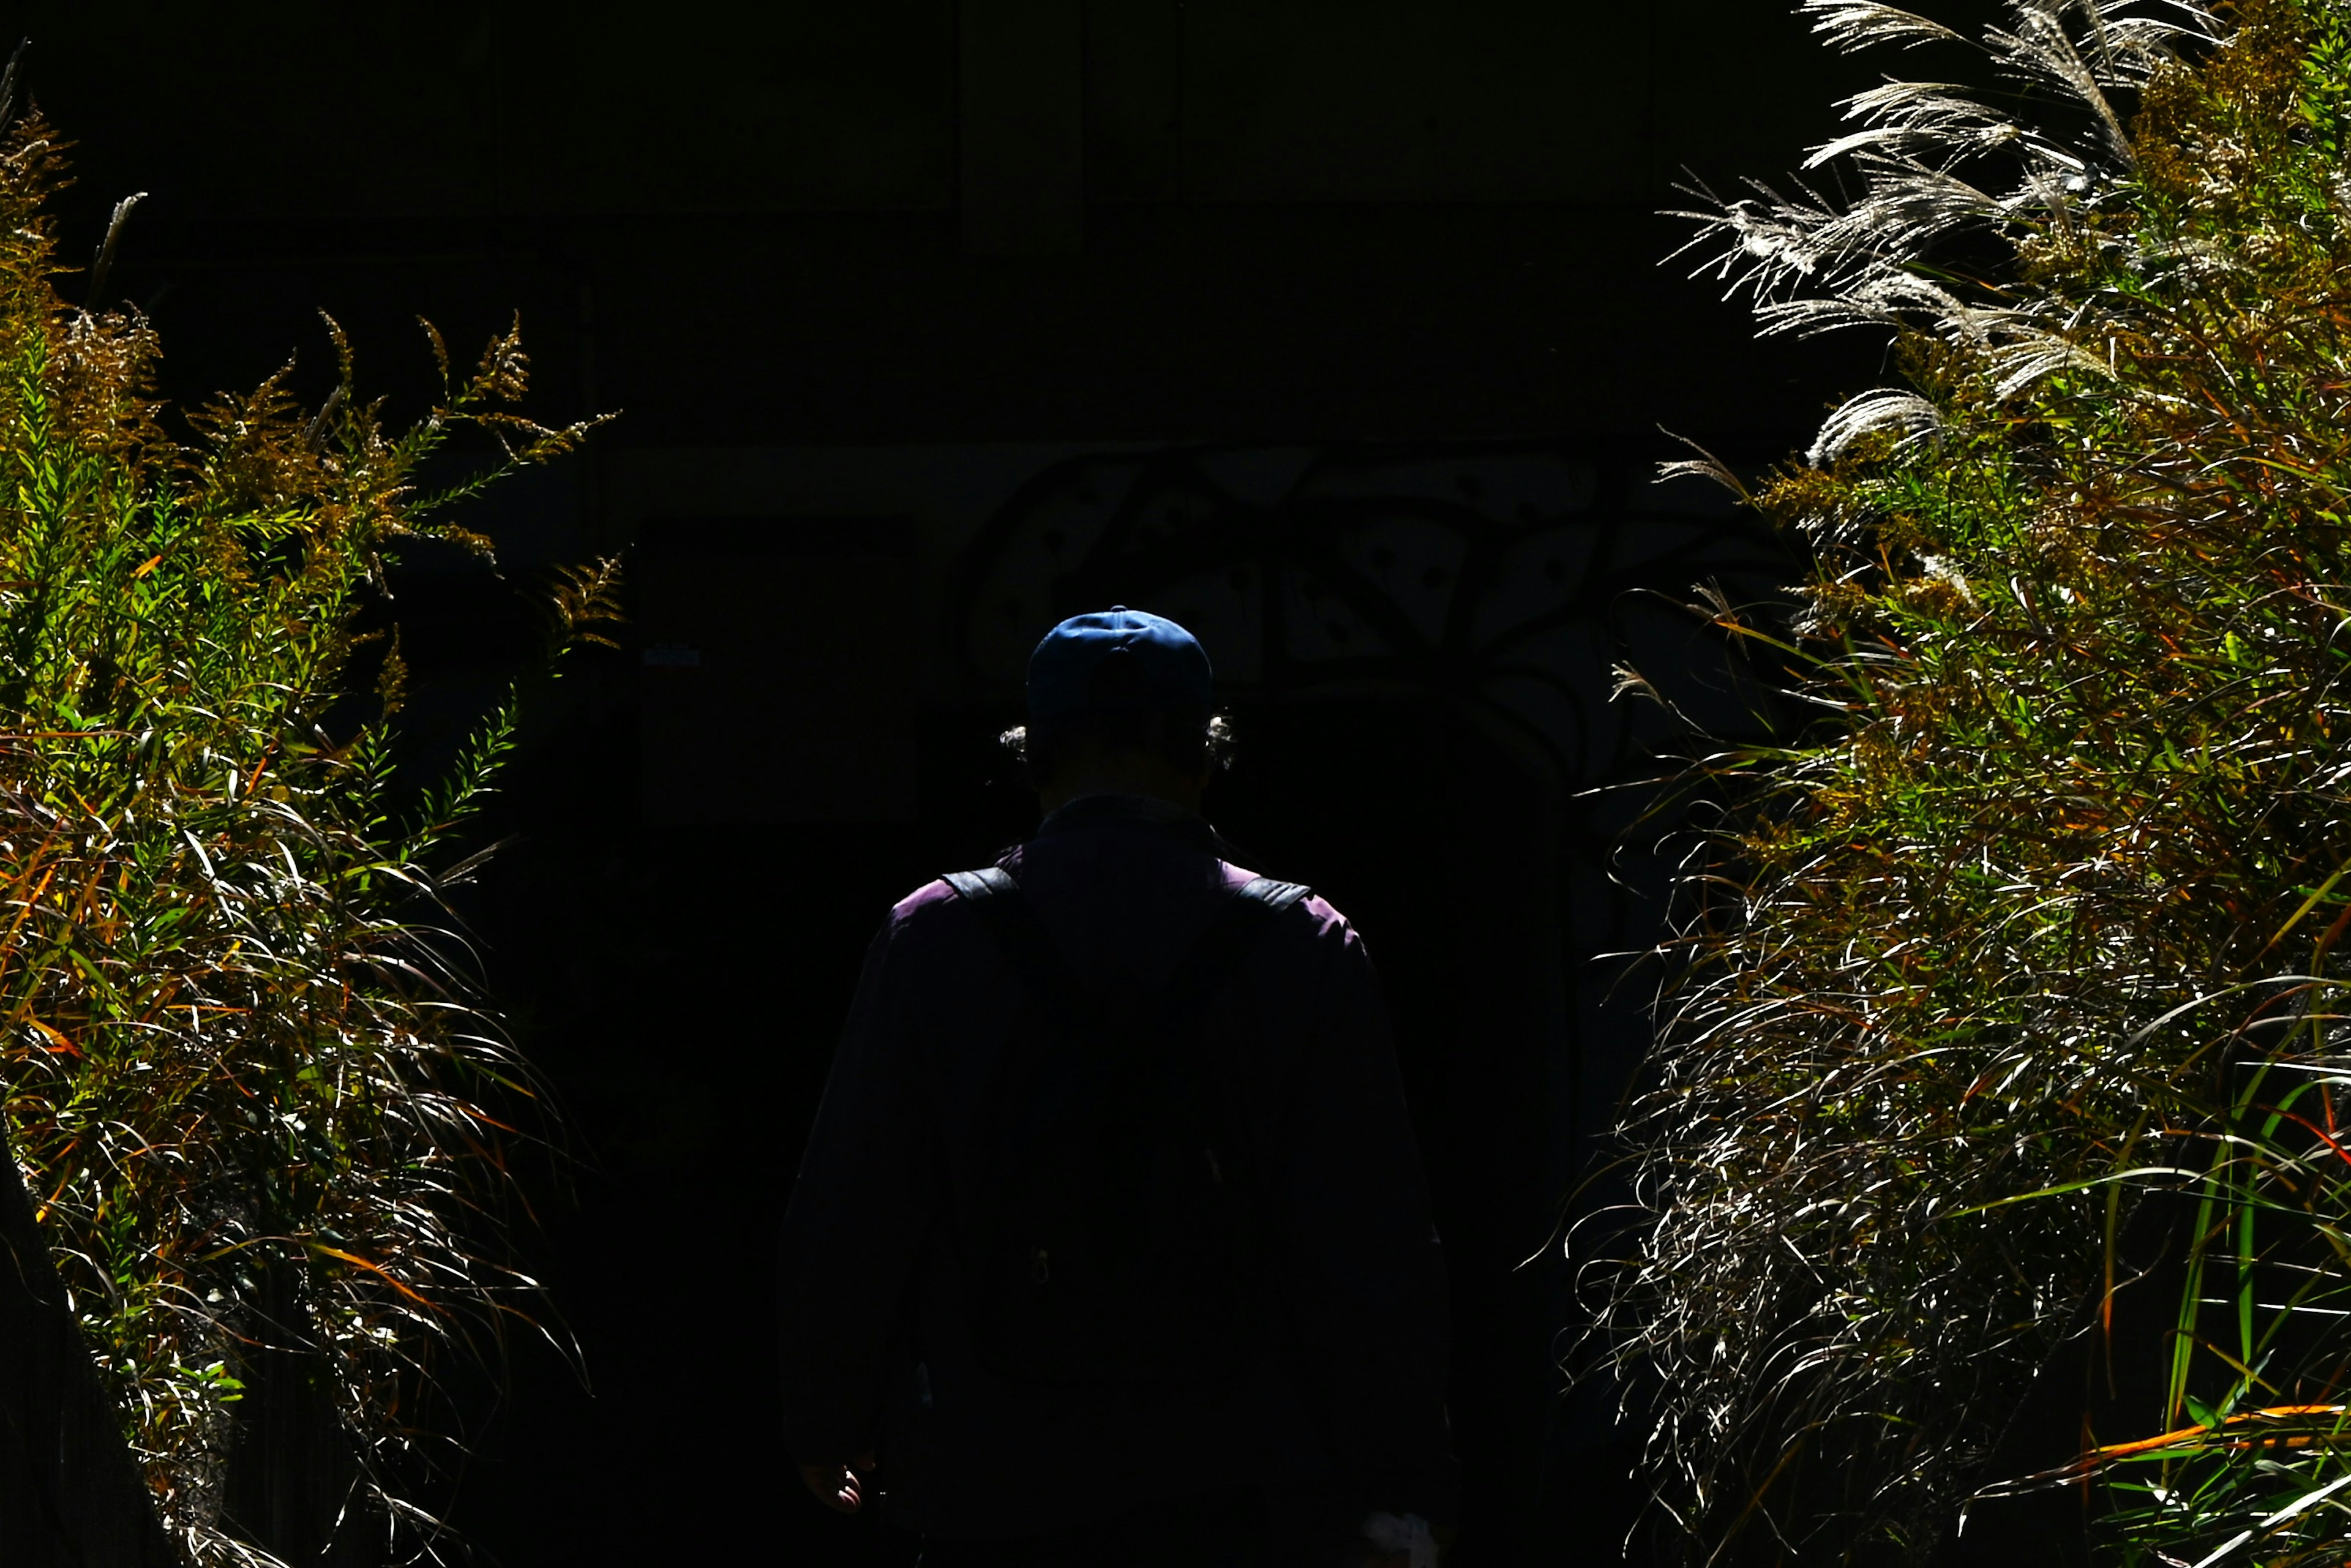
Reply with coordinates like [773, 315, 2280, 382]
[797, 1450, 878, 1514]
[1349, 1510, 1450, 1567]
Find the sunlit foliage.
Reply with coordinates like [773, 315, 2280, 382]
[1601, 1, 2351, 1561]
[0, 95, 617, 1564]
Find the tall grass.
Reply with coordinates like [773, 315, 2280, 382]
[0, 95, 617, 1563]
[1598, 1, 2351, 1561]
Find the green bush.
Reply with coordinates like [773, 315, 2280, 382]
[0, 102, 616, 1562]
[1603, 1, 2351, 1561]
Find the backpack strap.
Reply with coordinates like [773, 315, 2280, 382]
[1163, 877, 1311, 1007]
[941, 867, 1080, 1008]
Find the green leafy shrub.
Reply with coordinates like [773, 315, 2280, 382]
[0, 100, 617, 1563]
[1601, 0, 2351, 1561]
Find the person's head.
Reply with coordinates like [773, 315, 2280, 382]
[1004, 606, 1231, 814]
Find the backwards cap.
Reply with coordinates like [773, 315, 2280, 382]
[1025, 606, 1214, 722]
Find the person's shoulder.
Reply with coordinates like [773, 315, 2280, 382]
[887, 877, 964, 929]
[883, 869, 987, 945]
[880, 849, 1031, 939]
[1215, 860, 1359, 949]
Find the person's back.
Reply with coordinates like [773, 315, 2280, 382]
[778, 609, 1457, 1566]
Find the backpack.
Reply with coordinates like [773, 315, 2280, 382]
[939, 866, 1312, 1387]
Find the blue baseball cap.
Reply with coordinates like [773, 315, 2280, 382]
[1026, 606, 1215, 722]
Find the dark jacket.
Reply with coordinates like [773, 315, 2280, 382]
[777, 794, 1457, 1540]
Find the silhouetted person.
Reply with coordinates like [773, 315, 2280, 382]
[779, 608, 1457, 1566]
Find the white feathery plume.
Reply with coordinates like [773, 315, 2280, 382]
[1656, 430, 1753, 500]
[1805, 83, 2025, 170]
[1828, 159, 2005, 254]
[1987, 324, 2113, 399]
[2073, 0, 2128, 77]
[2075, 0, 2224, 74]
[1802, 0, 1971, 51]
[1665, 175, 1839, 297]
[1988, 2, 2133, 162]
[1759, 268, 1973, 338]
[1810, 389, 1946, 465]
[1670, 0, 2209, 380]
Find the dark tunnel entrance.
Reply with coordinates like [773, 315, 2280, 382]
[436, 438, 1798, 1564]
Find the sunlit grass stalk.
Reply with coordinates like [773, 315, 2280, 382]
[1597, 0, 2351, 1561]
[0, 105, 618, 1564]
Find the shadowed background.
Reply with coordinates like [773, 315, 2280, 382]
[0, 2, 1993, 1561]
